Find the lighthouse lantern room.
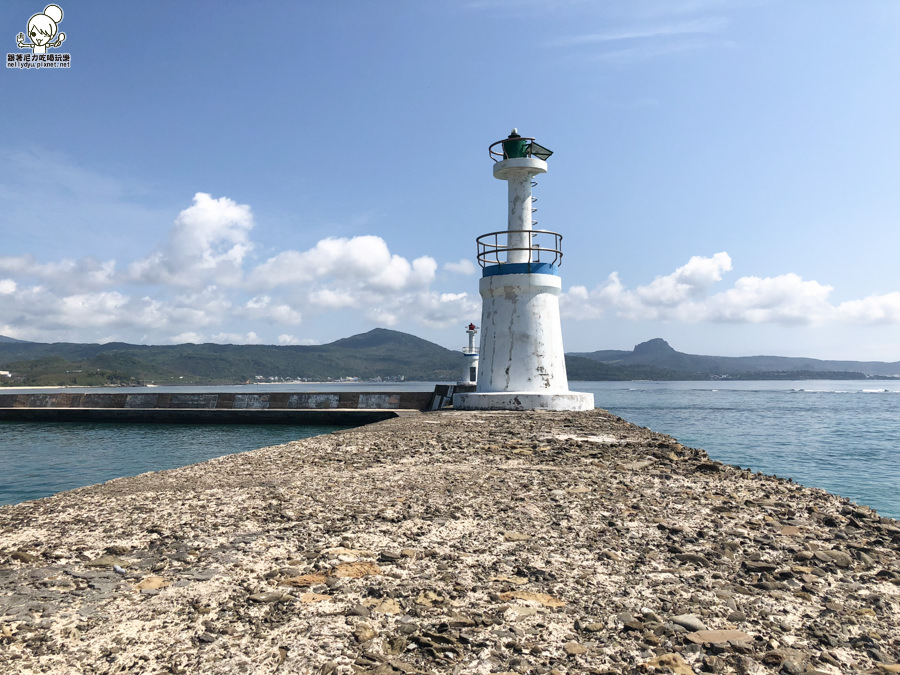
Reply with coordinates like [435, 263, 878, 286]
[453, 130, 594, 411]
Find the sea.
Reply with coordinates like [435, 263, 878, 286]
[1, 381, 898, 519]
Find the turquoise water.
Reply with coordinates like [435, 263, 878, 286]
[0, 423, 345, 506]
[1, 381, 898, 519]
[577, 380, 900, 519]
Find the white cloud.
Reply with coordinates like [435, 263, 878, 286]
[307, 288, 358, 310]
[444, 259, 478, 276]
[635, 251, 732, 307]
[403, 291, 480, 329]
[236, 296, 303, 325]
[359, 290, 479, 330]
[246, 235, 444, 328]
[365, 307, 400, 326]
[836, 292, 900, 325]
[211, 331, 263, 345]
[560, 274, 624, 320]
[0, 194, 475, 344]
[129, 193, 254, 287]
[248, 235, 436, 292]
[0, 255, 116, 291]
[167, 286, 233, 327]
[59, 292, 131, 327]
[703, 274, 834, 324]
[11, 182, 900, 348]
[372, 255, 437, 291]
[562, 252, 843, 326]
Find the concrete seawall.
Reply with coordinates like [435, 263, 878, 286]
[0, 391, 439, 424]
[1, 410, 898, 674]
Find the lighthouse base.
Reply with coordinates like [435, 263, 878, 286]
[453, 391, 594, 412]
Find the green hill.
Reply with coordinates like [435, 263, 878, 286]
[0, 329, 465, 386]
[3, 332, 898, 386]
[571, 338, 900, 379]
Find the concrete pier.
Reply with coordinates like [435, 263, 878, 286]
[1, 410, 898, 674]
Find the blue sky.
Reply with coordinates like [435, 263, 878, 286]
[2, 1, 900, 360]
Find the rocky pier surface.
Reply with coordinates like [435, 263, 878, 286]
[1, 410, 899, 675]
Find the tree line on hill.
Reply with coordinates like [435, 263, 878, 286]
[0, 330, 897, 386]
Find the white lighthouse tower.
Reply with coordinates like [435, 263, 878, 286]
[454, 130, 594, 411]
[459, 323, 479, 385]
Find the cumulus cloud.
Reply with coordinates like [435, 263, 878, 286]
[235, 296, 303, 325]
[361, 291, 480, 330]
[166, 286, 233, 328]
[128, 193, 254, 287]
[560, 274, 624, 320]
[421, 292, 481, 328]
[0, 255, 116, 291]
[307, 288, 358, 310]
[703, 274, 834, 324]
[243, 234, 459, 329]
[633, 251, 732, 311]
[562, 252, 844, 326]
[11, 186, 900, 347]
[248, 235, 436, 292]
[58, 292, 131, 327]
[0, 193, 475, 343]
[836, 292, 900, 324]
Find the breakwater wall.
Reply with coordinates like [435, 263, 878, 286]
[0, 390, 442, 424]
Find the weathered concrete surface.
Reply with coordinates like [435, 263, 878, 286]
[1, 410, 898, 674]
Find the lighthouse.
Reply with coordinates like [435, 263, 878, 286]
[454, 130, 594, 411]
[459, 323, 479, 385]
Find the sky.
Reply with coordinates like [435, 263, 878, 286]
[2, 1, 899, 361]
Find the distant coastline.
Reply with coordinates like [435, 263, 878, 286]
[3, 329, 900, 387]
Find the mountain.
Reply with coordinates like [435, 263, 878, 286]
[563, 354, 706, 381]
[0, 329, 466, 386]
[571, 339, 900, 379]
[4, 331, 899, 386]
[0, 335, 30, 344]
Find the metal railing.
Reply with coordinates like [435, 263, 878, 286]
[476, 229, 563, 268]
[489, 137, 536, 161]
[489, 137, 554, 162]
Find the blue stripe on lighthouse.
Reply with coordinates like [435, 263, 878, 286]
[482, 262, 558, 277]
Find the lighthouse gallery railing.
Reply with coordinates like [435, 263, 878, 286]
[476, 229, 563, 268]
